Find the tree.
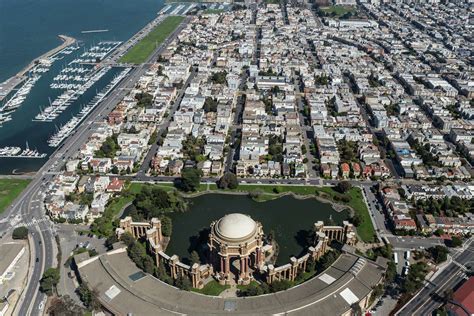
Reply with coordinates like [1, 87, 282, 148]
[176, 168, 202, 192]
[142, 256, 156, 274]
[77, 283, 101, 311]
[385, 261, 397, 283]
[47, 295, 84, 316]
[175, 275, 192, 290]
[335, 181, 352, 193]
[190, 250, 200, 265]
[159, 215, 173, 237]
[217, 172, 239, 189]
[12, 226, 28, 239]
[350, 213, 362, 227]
[449, 236, 463, 248]
[105, 234, 119, 249]
[156, 264, 173, 285]
[40, 268, 60, 295]
[111, 165, 119, 174]
[428, 245, 449, 264]
[238, 282, 268, 297]
[269, 279, 292, 292]
[120, 232, 136, 247]
[434, 228, 445, 236]
[210, 71, 228, 84]
[203, 97, 218, 113]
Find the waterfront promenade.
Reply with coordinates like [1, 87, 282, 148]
[0, 34, 76, 101]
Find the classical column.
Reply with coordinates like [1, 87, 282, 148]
[220, 256, 224, 273]
[225, 256, 230, 274]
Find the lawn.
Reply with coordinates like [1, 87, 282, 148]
[0, 179, 30, 214]
[191, 280, 229, 296]
[320, 5, 354, 17]
[119, 16, 185, 64]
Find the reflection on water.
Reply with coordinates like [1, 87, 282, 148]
[164, 194, 348, 266]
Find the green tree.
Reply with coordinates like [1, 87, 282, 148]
[156, 264, 173, 285]
[120, 232, 136, 247]
[190, 250, 200, 265]
[175, 275, 192, 290]
[39, 268, 60, 296]
[177, 168, 202, 192]
[76, 283, 101, 311]
[428, 245, 449, 264]
[269, 279, 292, 292]
[385, 261, 397, 283]
[210, 71, 228, 84]
[449, 236, 463, 248]
[203, 97, 218, 113]
[335, 181, 352, 193]
[12, 226, 28, 239]
[159, 215, 173, 237]
[217, 172, 239, 189]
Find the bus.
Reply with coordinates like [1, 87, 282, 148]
[393, 253, 398, 265]
[405, 250, 411, 260]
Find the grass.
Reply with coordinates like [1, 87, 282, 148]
[320, 5, 354, 17]
[119, 16, 185, 64]
[0, 179, 30, 214]
[191, 280, 229, 296]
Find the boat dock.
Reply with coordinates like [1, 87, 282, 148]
[48, 67, 131, 147]
[0, 144, 47, 159]
[0, 34, 76, 101]
[0, 76, 26, 102]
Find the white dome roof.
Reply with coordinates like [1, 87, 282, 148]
[216, 213, 257, 240]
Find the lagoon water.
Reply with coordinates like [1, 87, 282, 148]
[0, 0, 164, 174]
[165, 194, 349, 266]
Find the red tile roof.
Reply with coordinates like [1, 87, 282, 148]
[449, 277, 474, 316]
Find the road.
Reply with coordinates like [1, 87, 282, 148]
[396, 238, 473, 315]
[0, 15, 189, 316]
[139, 65, 197, 175]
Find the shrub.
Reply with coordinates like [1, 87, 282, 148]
[12, 226, 28, 239]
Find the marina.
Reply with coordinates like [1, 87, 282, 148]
[0, 143, 47, 159]
[0, 0, 164, 174]
[35, 66, 112, 122]
[70, 41, 122, 64]
[48, 67, 131, 147]
[0, 75, 40, 112]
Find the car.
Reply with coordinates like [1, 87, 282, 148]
[39, 240, 42, 245]
[36, 258, 39, 263]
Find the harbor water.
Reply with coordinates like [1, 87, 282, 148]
[0, 0, 165, 174]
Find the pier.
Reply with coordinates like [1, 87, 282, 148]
[81, 29, 109, 34]
[0, 34, 76, 101]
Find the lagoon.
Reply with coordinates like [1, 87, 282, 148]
[165, 193, 349, 266]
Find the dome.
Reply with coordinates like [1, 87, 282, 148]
[215, 213, 257, 240]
